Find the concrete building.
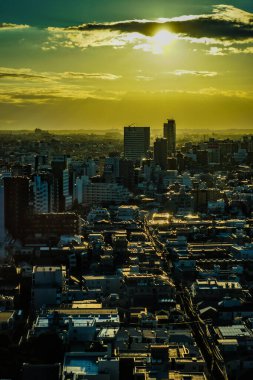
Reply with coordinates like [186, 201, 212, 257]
[31, 266, 67, 309]
[84, 182, 130, 205]
[51, 155, 72, 212]
[63, 353, 119, 380]
[163, 119, 176, 156]
[154, 137, 168, 170]
[83, 275, 122, 295]
[33, 174, 53, 213]
[124, 126, 150, 161]
[4, 176, 30, 239]
[0, 183, 4, 242]
[24, 212, 81, 240]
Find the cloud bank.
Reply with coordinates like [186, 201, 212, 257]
[43, 5, 253, 54]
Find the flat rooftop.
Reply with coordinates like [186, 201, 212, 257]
[64, 356, 98, 375]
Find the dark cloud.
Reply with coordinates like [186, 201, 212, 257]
[65, 5, 253, 41]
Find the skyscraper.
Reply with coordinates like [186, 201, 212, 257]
[51, 155, 72, 212]
[154, 137, 168, 170]
[163, 119, 176, 156]
[124, 126, 150, 161]
[4, 176, 30, 239]
[0, 182, 5, 243]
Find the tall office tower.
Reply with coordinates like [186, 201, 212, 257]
[154, 137, 168, 170]
[4, 176, 30, 239]
[124, 126, 150, 161]
[163, 119, 176, 156]
[118, 158, 135, 191]
[0, 178, 6, 262]
[51, 155, 72, 212]
[0, 182, 5, 251]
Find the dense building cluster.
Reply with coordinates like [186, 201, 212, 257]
[1, 124, 253, 379]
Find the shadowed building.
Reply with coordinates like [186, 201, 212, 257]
[4, 176, 29, 239]
[124, 126, 150, 162]
[163, 119, 176, 156]
[154, 137, 168, 170]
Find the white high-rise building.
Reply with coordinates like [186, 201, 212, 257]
[33, 175, 52, 213]
[74, 175, 90, 204]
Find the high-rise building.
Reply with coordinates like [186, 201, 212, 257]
[163, 119, 176, 155]
[51, 155, 72, 212]
[0, 180, 5, 246]
[154, 137, 168, 170]
[118, 158, 135, 191]
[4, 176, 30, 239]
[124, 126, 150, 161]
[32, 173, 53, 214]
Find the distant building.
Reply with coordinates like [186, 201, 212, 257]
[104, 155, 120, 181]
[51, 155, 72, 212]
[124, 126, 150, 161]
[84, 182, 130, 205]
[4, 176, 30, 239]
[0, 182, 5, 244]
[118, 158, 135, 191]
[163, 119, 176, 155]
[154, 137, 168, 170]
[33, 174, 53, 213]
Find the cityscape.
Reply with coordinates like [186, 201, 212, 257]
[1, 1, 253, 380]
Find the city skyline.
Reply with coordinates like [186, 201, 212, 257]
[0, 0, 253, 131]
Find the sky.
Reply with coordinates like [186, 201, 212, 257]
[0, 0, 253, 132]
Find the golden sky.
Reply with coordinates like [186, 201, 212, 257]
[0, 1, 253, 131]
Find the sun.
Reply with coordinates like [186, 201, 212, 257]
[152, 30, 176, 54]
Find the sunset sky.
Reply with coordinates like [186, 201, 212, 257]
[0, 0, 253, 131]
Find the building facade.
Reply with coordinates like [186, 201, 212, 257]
[163, 119, 176, 156]
[124, 126, 150, 161]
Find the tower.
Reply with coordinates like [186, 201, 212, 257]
[154, 137, 168, 170]
[4, 176, 30, 239]
[163, 119, 176, 156]
[0, 182, 4, 241]
[51, 155, 72, 212]
[124, 126, 150, 162]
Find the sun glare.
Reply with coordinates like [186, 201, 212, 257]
[152, 30, 176, 54]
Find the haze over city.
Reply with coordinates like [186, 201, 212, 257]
[0, 0, 253, 131]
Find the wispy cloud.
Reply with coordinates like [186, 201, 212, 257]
[61, 72, 121, 80]
[0, 85, 123, 105]
[0, 67, 122, 105]
[0, 22, 30, 30]
[170, 70, 218, 77]
[161, 87, 253, 100]
[0, 67, 121, 82]
[136, 75, 154, 81]
[207, 45, 253, 55]
[0, 67, 51, 81]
